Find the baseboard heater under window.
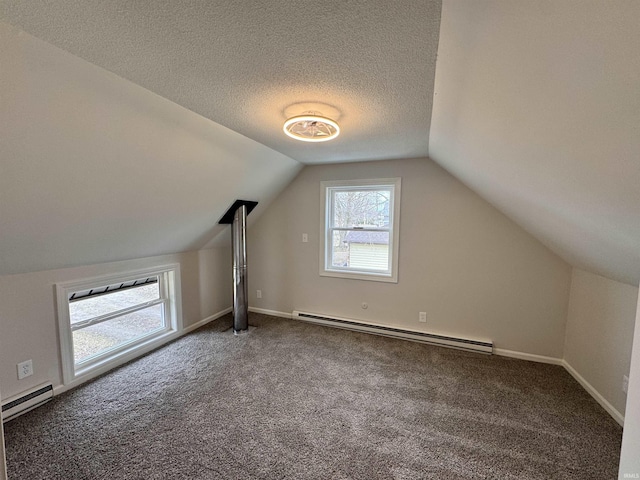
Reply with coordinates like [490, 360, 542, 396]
[291, 311, 493, 354]
[2, 383, 53, 423]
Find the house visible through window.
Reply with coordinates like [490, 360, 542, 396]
[320, 178, 401, 283]
[56, 264, 182, 385]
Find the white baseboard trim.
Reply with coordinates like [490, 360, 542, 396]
[47, 310, 624, 428]
[495, 349, 623, 425]
[53, 306, 232, 397]
[248, 307, 292, 319]
[51, 385, 67, 397]
[493, 348, 563, 365]
[183, 307, 232, 334]
[562, 360, 624, 426]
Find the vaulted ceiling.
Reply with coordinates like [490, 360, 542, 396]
[1, 1, 639, 285]
[430, 1, 640, 285]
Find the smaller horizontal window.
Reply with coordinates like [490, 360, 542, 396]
[56, 265, 182, 385]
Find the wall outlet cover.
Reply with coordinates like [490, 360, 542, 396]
[18, 359, 33, 380]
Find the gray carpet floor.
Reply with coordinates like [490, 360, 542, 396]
[4, 313, 622, 479]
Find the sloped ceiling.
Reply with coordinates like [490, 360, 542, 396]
[1, 1, 639, 287]
[0, 22, 302, 275]
[0, 0, 442, 164]
[430, 0, 640, 286]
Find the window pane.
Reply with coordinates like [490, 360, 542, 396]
[344, 231, 390, 271]
[69, 282, 160, 324]
[332, 189, 391, 228]
[73, 304, 164, 364]
[331, 230, 349, 267]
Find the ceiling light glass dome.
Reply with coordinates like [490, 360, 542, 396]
[283, 113, 340, 142]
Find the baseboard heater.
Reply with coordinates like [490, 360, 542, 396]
[2, 383, 53, 423]
[291, 311, 493, 354]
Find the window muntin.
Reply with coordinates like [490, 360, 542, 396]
[321, 178, 401, 282]
[56, 265, 182, 385]
[69, 281, 160, 324]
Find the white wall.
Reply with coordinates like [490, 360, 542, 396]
[619, 290, 640, 477]
[0, 21, 301, 276]
[248, 158, 572, 357]
[0, 248, 231, 400]
[430, 0, 640, 286]
[564, 269, 638, 418]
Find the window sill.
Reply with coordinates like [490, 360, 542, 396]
[70, 328, 180, 387]
[320, 268, 398, 283]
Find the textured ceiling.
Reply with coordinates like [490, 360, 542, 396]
[1, 0, 441, 164]
[2, 0, 638, 287]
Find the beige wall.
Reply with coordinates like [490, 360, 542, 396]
[0, 247, 231, 400]
[248, 158, 572, 357]
[564, 269, 638, 416]
[619, 289, 640, 478]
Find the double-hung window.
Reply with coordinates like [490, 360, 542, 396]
[320, 178, 401, 282]
[56, 264, 182, 385]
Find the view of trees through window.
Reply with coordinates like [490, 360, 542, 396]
[330, 188, 391, 269]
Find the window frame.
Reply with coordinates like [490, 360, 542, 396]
[320, 178, 401, 283]
[56, 264, 183, 387]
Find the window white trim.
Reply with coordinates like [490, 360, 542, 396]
[320, 178, 401, 283]
[55, 264, 183, 386]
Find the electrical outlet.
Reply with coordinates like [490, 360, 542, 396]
[623, 375, 629, 394]
[256, 290, 262, 299]
[419, 312, 427, 323]
[302, 233, 308, 243]
[18, 359, 33, 380]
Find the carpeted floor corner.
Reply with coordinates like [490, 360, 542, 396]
[4, 313, 622, 479]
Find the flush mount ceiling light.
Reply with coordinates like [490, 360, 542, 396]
[283, 113, 340, 142]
